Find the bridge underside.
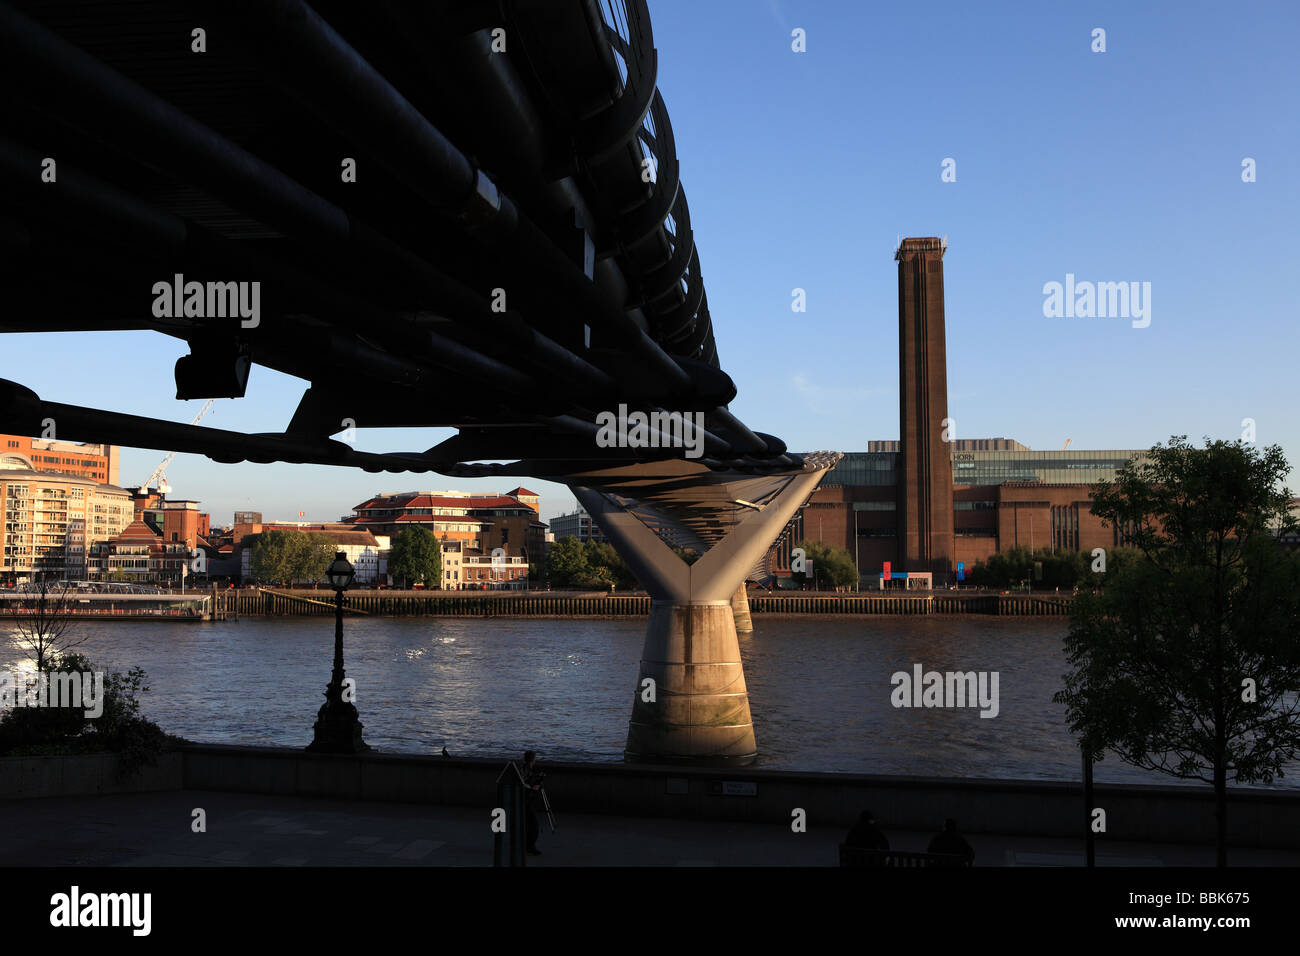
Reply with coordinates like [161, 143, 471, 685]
[568, 452, 840, 766]
[0, 0, 797, 479]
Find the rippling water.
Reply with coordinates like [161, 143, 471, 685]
[2, 615, 1294, 787]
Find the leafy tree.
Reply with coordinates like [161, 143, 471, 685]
[1055, 437, 1300, 866]
[251, 529, 335, 585]
[584, 541, 633, 589]
[967, 547, 1095, 590]
[295, 534, 336, 583]
[387, 527, 443, 588]
[251, 529, 294, 584]
[583, 564, 615, 590]
[547, 536, 589, 588]
[795, 539, 858, 590]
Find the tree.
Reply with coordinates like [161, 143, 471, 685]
[388, 527, 442, 588]
[251, 530, 335, 585]
[584, 541, 633, 589]
[968, 547, 1094, 590]
[12, 566, 86, 688]
[294, 534, 335, 584]
[547, 536, 589, 588]
[1055, 437, 1300, 866]
[251, 529, 295, 584]
[795, 539, 858, 590]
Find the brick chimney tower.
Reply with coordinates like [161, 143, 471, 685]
[895, 237, 955, 581]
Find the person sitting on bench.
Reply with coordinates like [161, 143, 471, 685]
[845, 809, 890, 850]
[926, 818, 975, 865]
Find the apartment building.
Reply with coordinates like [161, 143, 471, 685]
[0, 462, 132, 583]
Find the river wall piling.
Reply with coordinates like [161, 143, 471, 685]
[223, 589, 1072, 618]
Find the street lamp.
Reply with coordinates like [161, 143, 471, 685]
[326, 552, 355, 591]
[306, 551, 370, 754]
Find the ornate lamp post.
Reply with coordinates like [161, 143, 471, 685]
[306, 552, 370, 754]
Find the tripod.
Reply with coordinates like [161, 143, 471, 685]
[539, 785, 557, 832]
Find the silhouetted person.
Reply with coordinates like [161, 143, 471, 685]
[440, 747, 449, 758]
[927, 818, 975, 866]
[845, 809, 890, 850]
[522, 750, 544, 856]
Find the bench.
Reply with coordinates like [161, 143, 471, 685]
[839, 844, 973, 868]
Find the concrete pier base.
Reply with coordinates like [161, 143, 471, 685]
[730, 585, 753, 634]
[570, 453, 840, 767]
[626, 601, 755, 766]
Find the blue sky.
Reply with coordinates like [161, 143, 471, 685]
[4, 0, 1296, 524]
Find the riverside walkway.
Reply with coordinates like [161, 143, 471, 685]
[2, 790, 1294, 867]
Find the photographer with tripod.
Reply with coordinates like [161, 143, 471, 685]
[521, 750, 552, 856]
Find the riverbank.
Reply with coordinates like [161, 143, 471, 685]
[218, 588, 1073, 618]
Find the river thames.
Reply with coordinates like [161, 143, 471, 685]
[3, 615, 1295, 787]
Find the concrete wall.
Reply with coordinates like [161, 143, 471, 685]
[181, 744, 1299, 849]
[0, 751, 184, 799]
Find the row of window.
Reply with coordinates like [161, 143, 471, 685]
[33, 456, 102, 467]
[442, 569, 523, 580]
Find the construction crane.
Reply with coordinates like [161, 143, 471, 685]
[140, 400, 215, 493]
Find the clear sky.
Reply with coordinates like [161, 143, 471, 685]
[3, 0, 1296, 524]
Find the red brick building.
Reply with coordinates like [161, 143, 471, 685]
[772, 238, 1147, 586]
[344, 489, 547, 562]
[90, 517, 191, 585]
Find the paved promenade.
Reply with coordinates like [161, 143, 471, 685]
[2, 790, 1296, 867]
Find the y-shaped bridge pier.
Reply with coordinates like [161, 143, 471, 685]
[571, 453, 840, 765]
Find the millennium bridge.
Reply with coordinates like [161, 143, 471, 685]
[0, 0, 839, 765]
